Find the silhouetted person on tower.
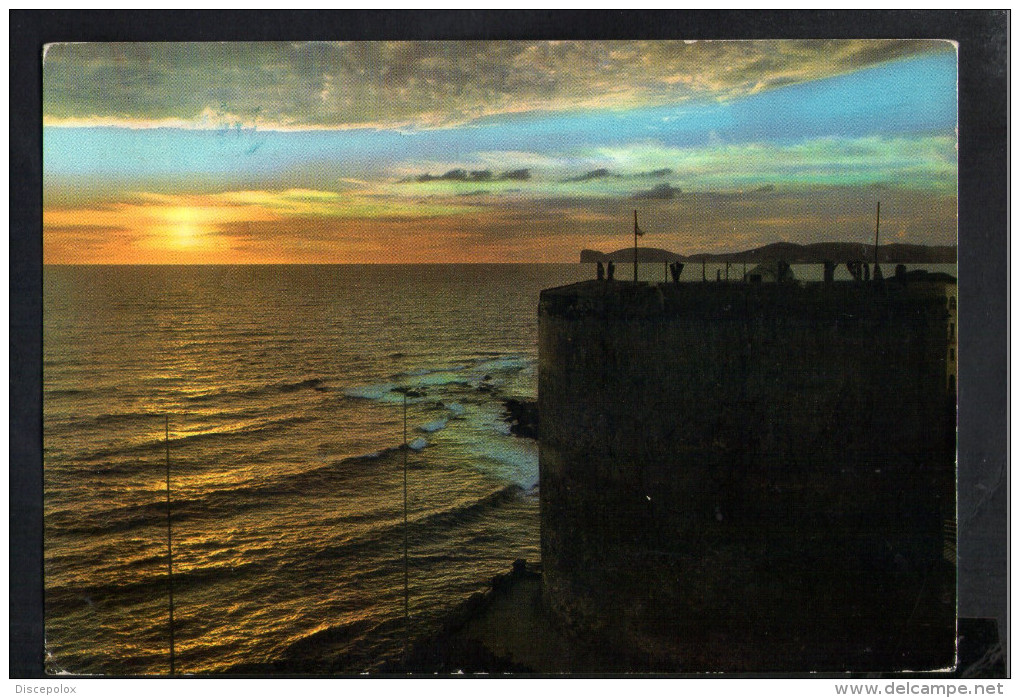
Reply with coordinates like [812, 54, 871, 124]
[846, 260, 863, 281]
[777, 259, 792, 283]
[823, 260, 836, 283]
[607, 260, 615, 281]
[597, 261, 605, 280]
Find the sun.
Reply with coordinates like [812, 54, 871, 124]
[174, 221, 201, 248]
[163, 206, 208, 251]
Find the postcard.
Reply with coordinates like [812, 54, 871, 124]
[40, 37, 965, 676]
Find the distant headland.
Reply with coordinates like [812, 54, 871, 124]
[580, 241, 957, 264]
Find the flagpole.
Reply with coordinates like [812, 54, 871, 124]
[633, 210, 638, 283]
[874, 201, 881, 274]
[403, 392, 409, 667]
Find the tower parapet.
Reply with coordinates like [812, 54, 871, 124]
[538, 279, 957, 671]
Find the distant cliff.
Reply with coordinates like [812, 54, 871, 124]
[581, 242, 957, 264]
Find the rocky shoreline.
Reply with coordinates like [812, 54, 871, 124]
[501, 397, 539, 440]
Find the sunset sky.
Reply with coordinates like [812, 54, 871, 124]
[43, 40, 958, 264]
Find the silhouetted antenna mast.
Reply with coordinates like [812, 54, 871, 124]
[402, 392, 409, 665]
[633, 210, 644, 283]
[395, 387, 423, 667]
[165, 414, 176, 675]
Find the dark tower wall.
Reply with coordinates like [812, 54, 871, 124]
[538, 281, 956, 671]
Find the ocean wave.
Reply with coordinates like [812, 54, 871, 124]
[350, 450, 383, 461]
[412, 483, 523, 533]
[415, 373, 472, 388]
[341, 382, 454, 404]
[49, 445, 420, 536]
[93, 411, 166, 427]
[350, 358, 532, 405]
[397, 364, 467, 378]
[449, 432, 540, 489]
[45, 559, 264, 610]
[45, 388, 90, 398]
[342, 383, 398, 401]
[277, 617, 379, 661]
[344, 376, 473, 404]
[51, 473, 521, 643]
[76, 415, 314, 463]
[471, 356, 531, 375]
[311, 483, 523, 563]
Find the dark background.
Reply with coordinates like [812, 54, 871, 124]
[10, 10, 1009, 677]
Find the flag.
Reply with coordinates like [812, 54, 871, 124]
[634, 210, 644, 236]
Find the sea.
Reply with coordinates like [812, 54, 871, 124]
[42, 261, 954, 675]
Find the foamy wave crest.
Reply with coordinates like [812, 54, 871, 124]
[418, 417, 448, 433]
[398, 364, 467, 378]
[471, 356, 531, 375]
[352, 450, 383, 460]
[342, 382, 444, 404]
[481, 441, 539, 489]
[453, 432, 539, 489]
[415, 372, 472, 388]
